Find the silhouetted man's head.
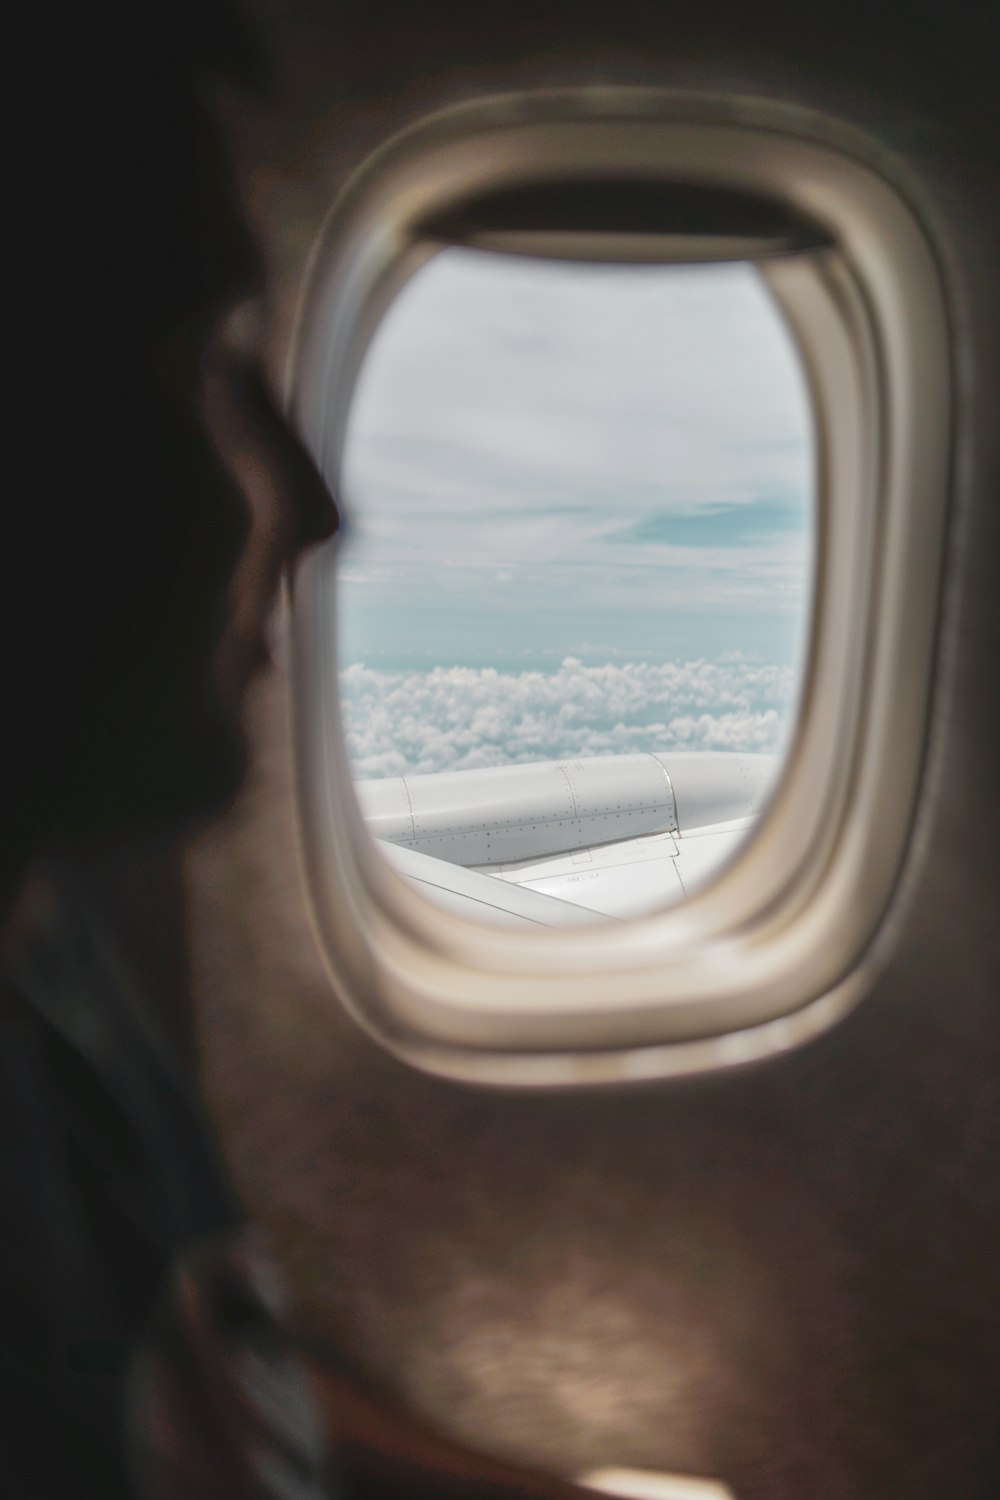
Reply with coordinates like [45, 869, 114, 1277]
[4, 1, 335, 878]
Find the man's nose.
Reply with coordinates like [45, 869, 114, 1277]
[273, 405, 341, 555]
[201, 346, 340, 559]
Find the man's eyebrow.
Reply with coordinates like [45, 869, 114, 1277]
[197, 229, 263, 327]
[216, 297, 267, 359]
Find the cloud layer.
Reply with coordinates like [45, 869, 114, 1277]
[342, 657, 797, 779]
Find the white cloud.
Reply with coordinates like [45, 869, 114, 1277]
[341, 657, 797, 778]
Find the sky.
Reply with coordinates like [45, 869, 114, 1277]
[334, 248, 814, 778]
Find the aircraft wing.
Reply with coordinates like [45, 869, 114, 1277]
[381, 842, 608, 926]
[357, 751, 775, 923]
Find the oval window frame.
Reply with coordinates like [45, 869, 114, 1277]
[287, 88, 951, 1085]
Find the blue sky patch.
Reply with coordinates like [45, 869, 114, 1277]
[610, 496, 808, 548]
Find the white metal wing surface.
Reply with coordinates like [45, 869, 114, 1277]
[356, 752, 776, 924]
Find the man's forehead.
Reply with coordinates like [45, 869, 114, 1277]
[197, 122, 264, 330]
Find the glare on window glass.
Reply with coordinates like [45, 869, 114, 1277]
[335, 248, 814, 921]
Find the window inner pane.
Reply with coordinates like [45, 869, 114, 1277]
[335, 248, 814, 921]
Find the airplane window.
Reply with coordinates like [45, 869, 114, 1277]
[335, 247, 814, 923]
[292, 103, 949, 1073]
